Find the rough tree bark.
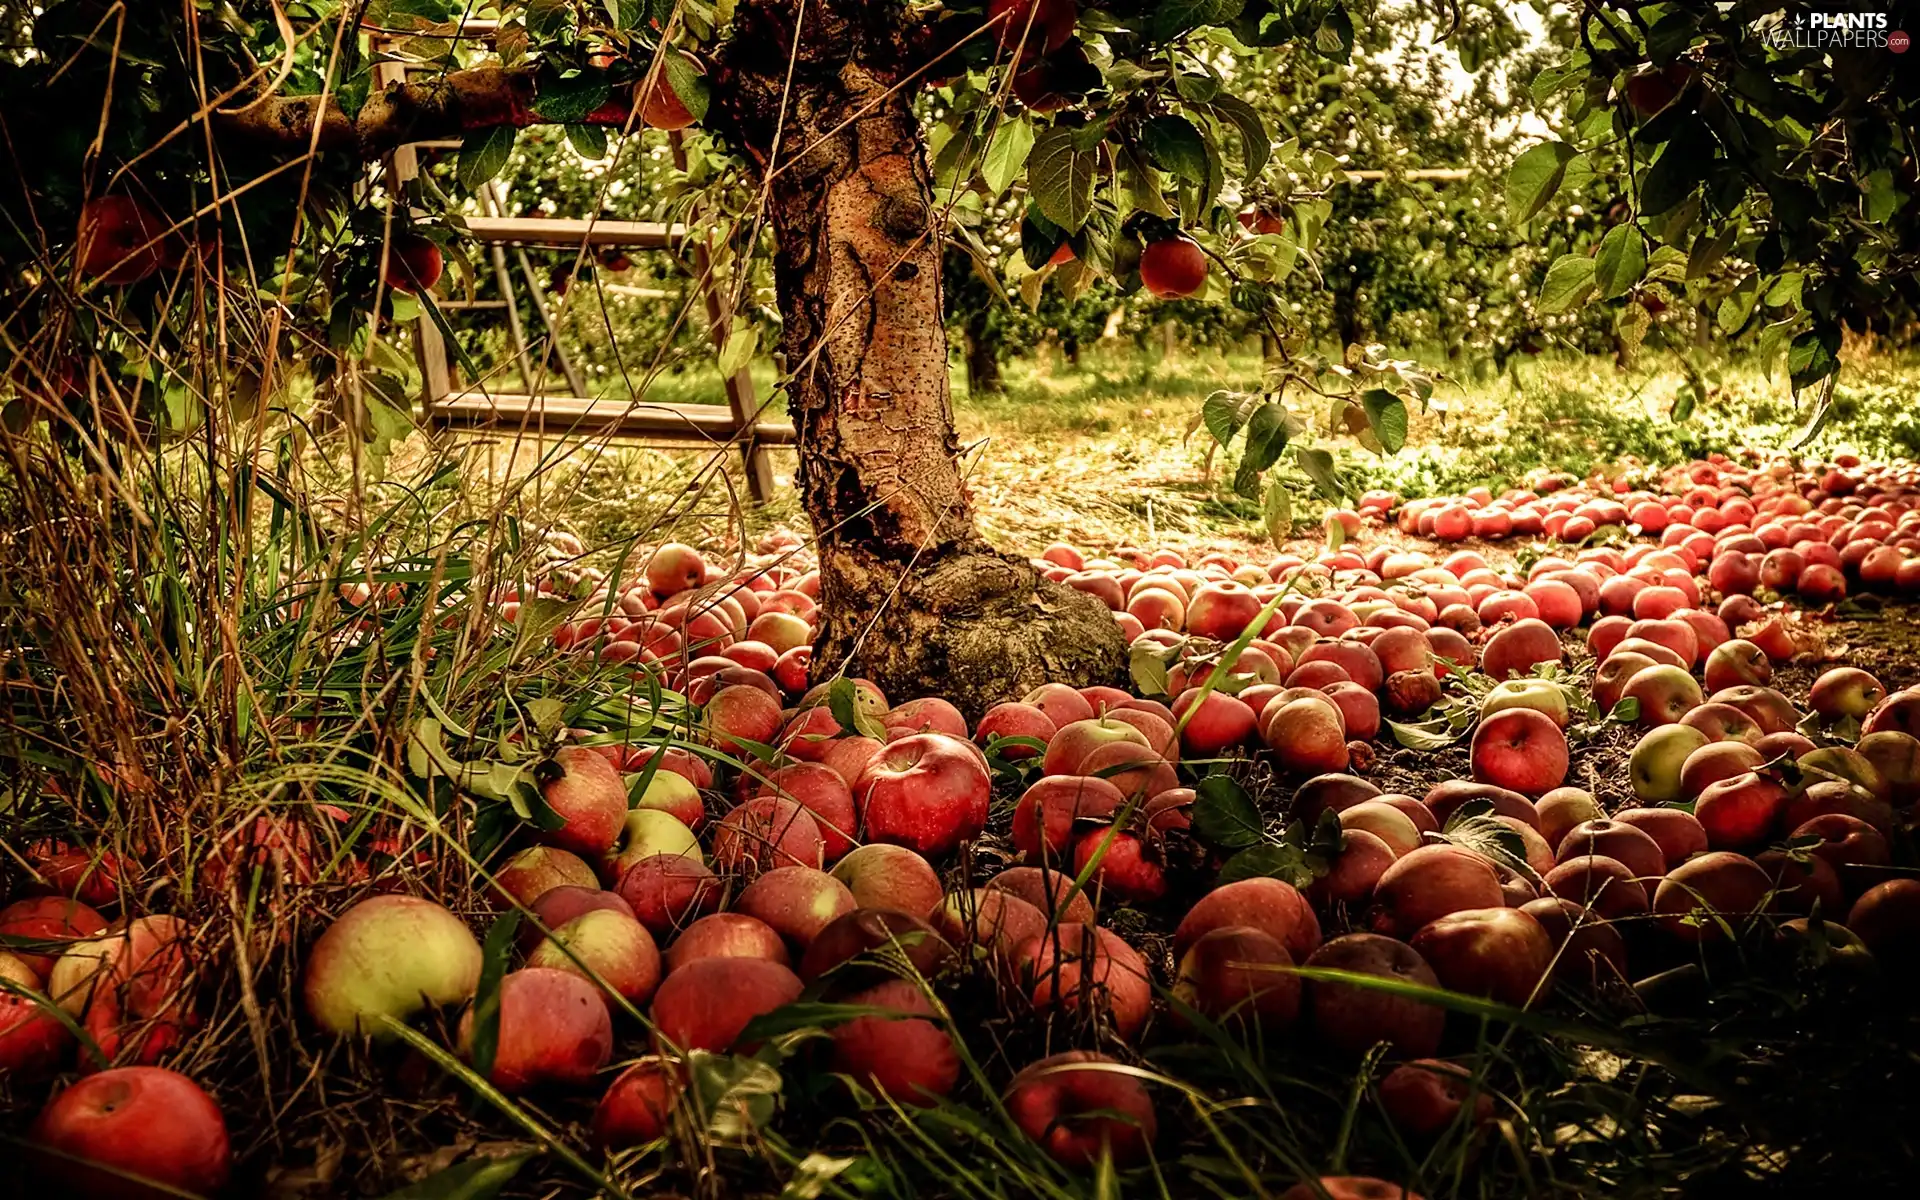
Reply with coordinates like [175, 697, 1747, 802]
[218, 4, 1127, 716]
[715, 0, 1124, 715]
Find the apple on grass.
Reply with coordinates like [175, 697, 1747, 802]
[854, 733, 992, 858]
[829, 977, 960, 1104]
[492, 845, 599, 908]
[593, 1058, 686, 1148]
[1369, 845, 1503, 939]
[526, 908, 662, 1005]
[1174, 876, 1322, 962]
[1303, 934, 1445, 1059]
[1627, 724, 1711, 804]
[538, 746, 630, 858]
[1652, 851, 1773, 941]
[1003, 1050, 1157, 1169]
[1379, 1059, 1495, 1139]
[931, 889, 1047, 968]
[615, 854, 721, 935]
[1410, 907, 1554, 1008]
[649, 956, 803, 1052]
[1470, 707, 1569, 795]
[602, 809, 701, 882]
[29, 1067, 230, 1199]
[1, 952, 71, 1076]
[666, 913, 790, 972]
[1279, 1179, 1427, 1200]
[0, 896, 108, 978]
[459, 967, 613, 1093]
[304, 895, 482, 1038]
[1014, 923, 1152, 1039]
[1171, 926, 1299, 1029]
[829, 843, 943, 919]
[734, 866, 857, 950]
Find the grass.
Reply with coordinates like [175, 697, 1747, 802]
[5, 330, 1920, 1198]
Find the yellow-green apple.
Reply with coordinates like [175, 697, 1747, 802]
[1302, 933, 1445, 1058]
[1799, 746, 1892, 802]
[1471, 707, 1568, 795]
[614, 854, 721, 935]
[493, 845, 599, 907]
[1653, 851, 1773, 941]
[1174, 876, 1322, 962]
[1703, 639, 1771, 691]
[854, 733, 992, 857]
[303, 895, 481, 1037]
[1856, 731, 1920, 803]
[1480, 678, 1571, 728]
[458, 967, 612, 1092]
[649, 956, 802, 1051]
[664, 913, 790, 972]
[28, 1067, 229, 1198]
[734, 865, 856, 950]
[1809, 667, 1887, 724]
[1369, 845, 1504, 938]
[603, 809, 701, 882]
[527, 908, 661, 1005]
[1409, 906, 1554, 1007]
[1628, 724, 1711, 803]
[538, 746, 629, 859]
[521, 886, 636, 952]
[1534, 787, 1602, 849]
[830, 843, 944, 919]
[630, 770, 705, 831]
[1339, 801, 1423, 858]
[1171, 925, 1299, 1029]
[1622, 664, 1704, 726]
[1002, 1050, 1157, 1169]
[645, 542, 706, 595]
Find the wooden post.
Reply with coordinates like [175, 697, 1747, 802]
[671, 129, 775, 502]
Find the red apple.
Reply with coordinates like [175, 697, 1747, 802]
[1471, 707, 1569, 796]
[734, 865, 857, 949]
[1378, 1059, 1495, 1138]
[493, 845, 599, 908]
[28, 1067, 229, 1198]
[526, 908, 662, 1005]
[1653, 851, 1773, 941]
[830, 978, 959, 1104]
[592, 1058, 685, 1148]
[459, 967, 612, 1093]
[665, 913, 790, 972]
[829, 843, 944, 919]
[1171, 925, 1300, 1029]
[1303, 933, 1445, 1059]
[1369, 845, 1504, 938]
[1410, 906, 1554, 1007]
[649, 956, 803, 1051]
[1175, 877, 1322, 962]
[615, 854, 721, 934]
[1003, 1050, 1157, 1168]
[854, 733, 992, 857]
[1015, 923, 1152, 1038]
[539, 746, 630, 858]
[712, 797, 825, 875]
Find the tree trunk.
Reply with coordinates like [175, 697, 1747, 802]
[716, 1, 1123, 717]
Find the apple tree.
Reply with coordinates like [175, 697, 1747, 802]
[1508, 2, 1920, 433]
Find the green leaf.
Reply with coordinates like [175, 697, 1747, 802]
[1128, 641, 1172, 696]
[1191, 775, 1264, 850]
[1294, 445, 1344, 500]
[1506, 141, 1578, 224]
[457, 126, 516, 192]
[1788, 325, 1842, 392]
[1716, 273, 1760, 335]
[1313, 3, 1355, 62]
[981, 118, 1034, 198]
[1262, 480, 1292, 547]
[377, 1150, 536, 1200]
[662, 53, 711, 123]
[1150, 0, 1246, 40]
[1218, 843, 1319, 888]
[1639, 122, 1713, 215]
[1233, 401, 1291, 497]
[1359, 389, 1408, 455]
[1200, 390, 1248, 447]
[1593, 225, 1647, 300]
[717, 327, 758, 377]
[1537, 254, 1597, 315]
[1686, 225, 1738, 281]
[1386, 717, 1466, 750]
[534, 71, 611, 124]
[525, 0, 570, 39]
[1864, 167, 1903, 224]
[565, 124, 608, 160]
[1118, 144, 1172, 218]
[1616, 301, 1652, 354]
[469, 909, 522, 1083]
[1208, 95, 1270, 181]
[1141, 115, 1210, 185]
[1028, 128, 1096, 232]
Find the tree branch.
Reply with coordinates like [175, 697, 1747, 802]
[214, 67, 635, 157]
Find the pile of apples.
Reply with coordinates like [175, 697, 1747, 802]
[8, 450, 1920, 1198]
[1387, 453, 1920, 601]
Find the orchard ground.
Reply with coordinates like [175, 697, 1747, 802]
[12, 343, 1920, 1200]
